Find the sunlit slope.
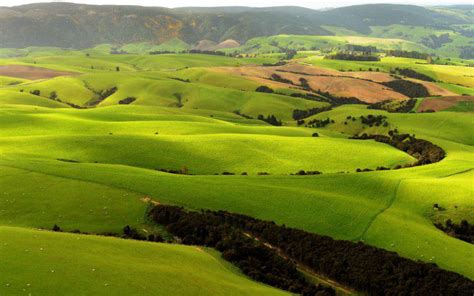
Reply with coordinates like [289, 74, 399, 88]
[0, 105, 413, 174]
[2, 146, 472, 279]
[0, 226, 287, 296]
[0, 69, 328, 119]
[229, 35, 430, 54]
[0, 53, 277, 73]
[2, 102, 474, 277]
[0, 90, 67, 108]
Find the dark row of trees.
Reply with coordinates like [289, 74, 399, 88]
[351, 132, 446, 165]
[257, 114, 282, 126]
[270, 73, 293, 84]
[86, 86, 118, 107]
[118, 97, 136, 104]
[292, 106, 332, 120]
[325, 53, 380, 61]
[149, 206, 335, 295]
[382, 79, 430, 98]
[435, 219, 473, 244]
[391, 68, 436, 82]
[188, 49, 226, 56]
[149, 205, 474, 295]
[51, 224, 164, 242]
[368, 99, 417, 113]
[385, 50, 430, 60]
[345, 44, 377, 54]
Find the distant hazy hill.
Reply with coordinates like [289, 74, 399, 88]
[0, 3, 470, 49]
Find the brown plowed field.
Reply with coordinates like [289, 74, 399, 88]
[216, 64, 408, 103]
[0, 65, 76, 80]
[418, 96, 474, 111]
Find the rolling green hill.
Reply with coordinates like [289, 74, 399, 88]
[0, 226, 286, 296]
[0, 28, 473, 295]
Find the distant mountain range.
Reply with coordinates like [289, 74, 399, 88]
[0, 3, 472, 49]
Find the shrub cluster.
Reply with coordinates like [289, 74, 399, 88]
[188, 49, 226, 56]
[270, 73, 293, 84]
[255, 85, 274, 93]
[305, 118, 333, 128]
[292, 106, 332, 120]
[382, 79, 430, 98]
[385, 50, 429, 60]
[257, 114, 282, 126]
[435, 219, 473, 244]
[149, 206, 334, 295]
[368, 99, 417, 113]
[325, 53, 380, 61]
[351, 132, 445, 165]
[391, 68, 436, 82]
[149, 206, 474, 295]
[118, 97, 136, 104]
[359, 114, 388, 127]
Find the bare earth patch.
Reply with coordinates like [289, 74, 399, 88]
[0, 65, 76, 80]
[216, 64, 408, 103]
[418, 96, 474, 111]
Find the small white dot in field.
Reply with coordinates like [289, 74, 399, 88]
[26, 283, 31, 287]
[92, 268, 96, 272]
[51, 270, 55, 273]
[5, 283, 10, 287]
[39, 248, 43, 251]
[104, 283, 109, 286]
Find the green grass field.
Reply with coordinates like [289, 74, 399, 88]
[0, 226, 286, 296]
[0, 45, 473, 294]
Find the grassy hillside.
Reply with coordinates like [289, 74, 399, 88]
[225, 34, 430, 54]
[0, 226, 286, 295]
[0, 44, 472, 295]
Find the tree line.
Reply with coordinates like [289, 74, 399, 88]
[149, 205, 474, 295]
[385, 50, 430, 60]
[325, 53, 380, 61]
[149, 206, 335, 295]
[391, 68, 436, 82]
[435, 219, 473, 244]
[351, 131, 445, 166]
[368, 99, 417, 113]
[382, 79, 430, 98]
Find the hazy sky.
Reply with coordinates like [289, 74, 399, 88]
[1, 0, 471, 9]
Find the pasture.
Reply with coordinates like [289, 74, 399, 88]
[0, 47, 472, 295]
